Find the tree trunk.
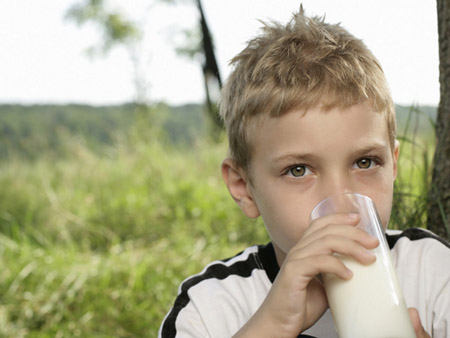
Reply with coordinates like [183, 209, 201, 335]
[428, 0, 450, 239]
[197, 0, 224, 138]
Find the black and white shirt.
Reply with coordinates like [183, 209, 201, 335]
[159, 228, 450, 337]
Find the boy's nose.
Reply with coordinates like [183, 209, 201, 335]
[320, 173, 355, 199]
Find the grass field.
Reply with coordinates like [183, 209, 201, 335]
[0, 106, 434, 337]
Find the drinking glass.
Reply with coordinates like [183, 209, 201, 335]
[310, 193, 415, 338]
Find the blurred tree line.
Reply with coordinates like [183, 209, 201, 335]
[0, 103, 204, 160]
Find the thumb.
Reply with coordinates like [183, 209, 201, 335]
[408, 308, 430, 338]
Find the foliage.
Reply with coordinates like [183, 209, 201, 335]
[66, 0, 141, 55]
[391, 105, 436, 229]
[0, 104, 435, 336]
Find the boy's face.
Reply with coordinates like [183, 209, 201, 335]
[222, 102, 399, 264]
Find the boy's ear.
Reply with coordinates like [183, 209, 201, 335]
[393, 140, 400, 180]
[221, 158, 260, 218]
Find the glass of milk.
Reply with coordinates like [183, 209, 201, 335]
[310, 193, 415, 338]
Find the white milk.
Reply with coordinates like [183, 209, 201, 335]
[323, 247, 415, 338]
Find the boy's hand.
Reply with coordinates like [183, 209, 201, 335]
[409, 308, 431, 338]
[233, 213, 379, 337]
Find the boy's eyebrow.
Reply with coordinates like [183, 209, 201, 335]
[272, 152, 320, 164]
[349, 143, 391, 157]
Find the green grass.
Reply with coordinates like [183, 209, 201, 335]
[391, 106, 435, 229]
[0, 106, 434, 336]
[0, 133, 269, 337]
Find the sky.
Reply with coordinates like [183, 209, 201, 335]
[0, 0, 440, 106]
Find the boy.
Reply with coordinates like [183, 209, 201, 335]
[159, 7, 450, 337]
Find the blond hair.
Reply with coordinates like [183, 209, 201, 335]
[219, 7, 396, 174]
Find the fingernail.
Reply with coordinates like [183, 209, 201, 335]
[365, 251, 377, 262]
[345, 268, 353, 279]
[348, 213, 359, 219]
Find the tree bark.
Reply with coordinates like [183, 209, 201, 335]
[428, 0, 450, 239]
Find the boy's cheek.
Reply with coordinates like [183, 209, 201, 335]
[262, 214, 312, 255]
[369, 192, 394, 230]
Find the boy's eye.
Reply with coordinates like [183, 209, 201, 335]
[355, 158, 373, 169]
[288, 165, 310, 177]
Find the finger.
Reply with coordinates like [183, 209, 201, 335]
[305, 214, 379, 249]
[291, 235, 377, 267]
[305, 277, 329, 323]
[283, 254, 354, 282]
[299, 227, 379, 253]
[408, 308, 430, 338]
[308, 212, 361, 232]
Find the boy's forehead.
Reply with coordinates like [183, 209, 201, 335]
[249, 103, 392, 154]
